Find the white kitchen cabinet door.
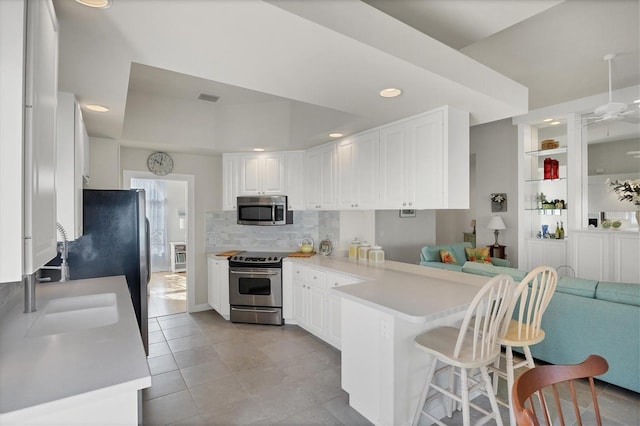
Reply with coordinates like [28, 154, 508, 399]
[611, 232, 640, 283]
[336, 132, 380, 210]
[55, 92, 85, 240]
[327, 272, 362, 349]
[378, 107, 468, 210]
[239, 153, 285, 196]
[23, 0, 59, 275]
[379, 121, 413, 209]
[285, 151, 304, 210]
[222, 155, 241, 211]
[336, 138, 357, 209]
[207, 257, 230, 318]
[0, 0, 27, 283]
[305, 144, 336, 210]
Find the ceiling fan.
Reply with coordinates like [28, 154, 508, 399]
[583, 54, 640, 126]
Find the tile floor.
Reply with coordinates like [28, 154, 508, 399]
[148, 271, 187, 318]
[143, 311, 639, 425]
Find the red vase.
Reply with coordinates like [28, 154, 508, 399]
[552, 159, 559, 179]
[544, 158, 552, 179]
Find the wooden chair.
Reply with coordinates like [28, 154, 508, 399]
[411, 274, 515, 426]
[492, 265, 557, 425]
[512, 354, 609, 426]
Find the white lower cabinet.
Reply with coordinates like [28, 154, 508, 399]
[207, 257, 230, 319]
[525, 238, 568, 271]
[570, 230, 640, 282]
[327, 272, 361, 349]
[289, 261, 363, 349]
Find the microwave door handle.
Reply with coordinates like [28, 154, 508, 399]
[272, 204, 276, 224]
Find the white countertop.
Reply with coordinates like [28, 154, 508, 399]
[0, 276, 151, 414]
[286, 256, 491, 323]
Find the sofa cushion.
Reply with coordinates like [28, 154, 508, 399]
[464, 247, 492, 263]
[439, 249, 459, 265]
[556, 276, 598, 298]
[421, 242, 471, 266]
[596, 282, 640, 307]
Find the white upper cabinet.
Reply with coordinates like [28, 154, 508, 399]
[221, 106, 469, 213]
[285, 151, 305, 210]
[23, 0, 59, 276]
[222, 155, 241, 211]
[0, 0, 27, 283]
[56, 92, 87, 240]
[379, 107, 469, 210]
[336, 130, 380, 210]
[239, 153, 285, 196]
[305, 144, 336, 210]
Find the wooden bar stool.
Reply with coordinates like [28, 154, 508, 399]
[492, 265, 558, 426]
[411, 274, 515, 426]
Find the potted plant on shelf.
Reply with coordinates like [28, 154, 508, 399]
[607, 179, 640, 227]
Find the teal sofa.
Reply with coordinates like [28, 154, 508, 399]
[419, 242, 511, 271]
[419, 243, 640, 393]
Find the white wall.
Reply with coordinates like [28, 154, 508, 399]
[165, 180, 187, 244]
[375, 210, 436, 264]
[467, 119, 519, 266]
[435, 119, 519, 267]
[118, 147, 221, 308]
[85, 137, 120, 189]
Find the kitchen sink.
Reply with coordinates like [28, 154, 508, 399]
[26, 293, 118, 337]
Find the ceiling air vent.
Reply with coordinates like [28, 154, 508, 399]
[197, 93, 220, 103]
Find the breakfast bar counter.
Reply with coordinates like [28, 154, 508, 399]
[287, 256, 492, 426]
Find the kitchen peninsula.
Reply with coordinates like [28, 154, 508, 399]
[284, 256, 492, 426]
[0, 276, 150, 425]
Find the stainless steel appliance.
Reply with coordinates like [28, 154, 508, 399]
[67, 189, 150, 354]
[237, 195, 293, 226]
[228, 251, 289, 325]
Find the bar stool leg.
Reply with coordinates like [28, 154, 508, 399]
[505, 346, 516, 426]
[412, 356, 438, 426]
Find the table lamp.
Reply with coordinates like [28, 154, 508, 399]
[488, 216, 506, 247]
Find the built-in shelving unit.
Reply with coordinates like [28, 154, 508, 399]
[170, 242, 187, 273]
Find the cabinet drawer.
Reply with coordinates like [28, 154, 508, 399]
[292, 264, 307, 281]
[306, 268, 327, 289]
[326, 272, 361, 288]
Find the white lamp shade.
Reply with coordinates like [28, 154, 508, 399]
[488, 216, 506, 230]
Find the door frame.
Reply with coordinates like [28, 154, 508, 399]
[123, 170, 196, 313]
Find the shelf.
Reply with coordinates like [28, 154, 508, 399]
[525, 177, 567, 183]
[525, 208, 567, 215]
[525, 147, 567, 156]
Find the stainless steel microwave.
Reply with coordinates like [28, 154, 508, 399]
[237, 195, 293, 225]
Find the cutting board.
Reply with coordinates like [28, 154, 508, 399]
[288, 251, 316, 258]
[215, 250, 244, 257]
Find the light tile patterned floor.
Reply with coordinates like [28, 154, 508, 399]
[143, 311, 639, 426]
[148, 271, 187, 318]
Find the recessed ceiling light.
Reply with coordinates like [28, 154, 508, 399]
[86, 104, 109, 112]
[329, 133, 343, 138]
[253, 148, 265, 152]
[543, 118, 553, 122]
[633, 99, 640, 104]
[550, 121, 560, 125]
[626, 151, 640, 155]
[379, 88, 402, 98]
[75, 0, 112, 8]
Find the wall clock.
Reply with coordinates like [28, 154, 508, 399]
[147, 152, 174, 176]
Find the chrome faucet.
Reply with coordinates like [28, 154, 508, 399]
[24, 223, 71, 313]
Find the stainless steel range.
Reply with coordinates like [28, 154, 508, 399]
[228, 251, 289, 325]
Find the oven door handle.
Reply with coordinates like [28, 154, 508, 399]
[231, 307, 280, 314]
[230, 270, 279, 276]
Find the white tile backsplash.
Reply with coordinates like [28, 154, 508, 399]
[205, 210, 339, 252]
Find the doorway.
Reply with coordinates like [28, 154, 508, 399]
[123, 170, 195, 318]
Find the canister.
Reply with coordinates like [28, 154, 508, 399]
[358, 242, 371, 261]
[348, 238, 361, 259]
[368, 245, 384, 263]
